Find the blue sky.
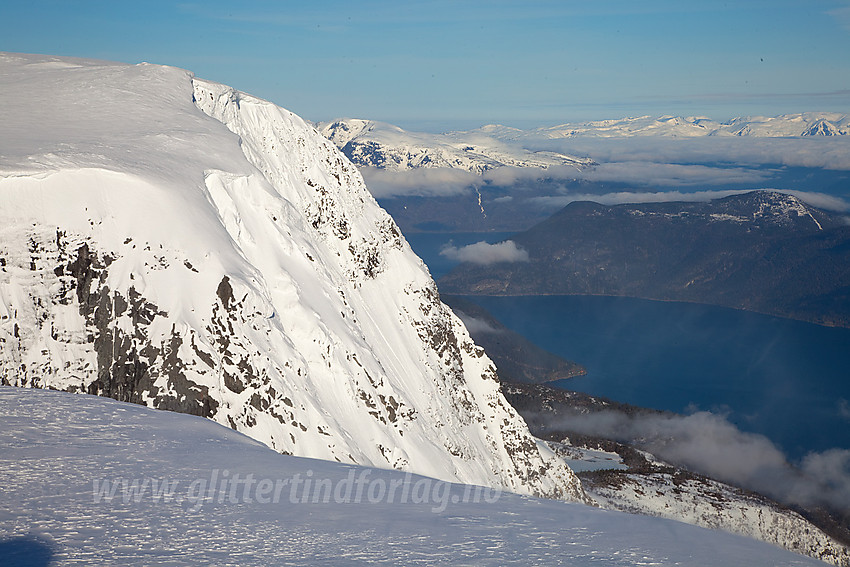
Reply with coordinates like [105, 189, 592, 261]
[5, 1, 850, 131]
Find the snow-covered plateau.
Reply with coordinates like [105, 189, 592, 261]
[0, 52, 582, 501]
[0, 386, 831, 566]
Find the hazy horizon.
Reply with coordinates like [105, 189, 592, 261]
[4, 1, 850, 129]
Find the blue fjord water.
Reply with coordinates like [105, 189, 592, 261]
[406, 232, 850, 460]
[466, 294, 850, 460]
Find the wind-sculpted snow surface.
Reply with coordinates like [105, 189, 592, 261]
[0, 387, 830, 566]
[0, 53, 582, 501]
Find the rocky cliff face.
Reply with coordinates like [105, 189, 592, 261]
[0, 53, 584, 501]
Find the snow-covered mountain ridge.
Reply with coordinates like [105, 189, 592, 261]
[478, 112, 850, 140]
[317, 114, 848, 176]
[317, 118, 594, 173]
[0, 53, 583, 501]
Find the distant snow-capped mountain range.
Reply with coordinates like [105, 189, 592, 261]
[478, 112, 850, 139]
[317, 118, 595, 173]
[318, 113, 848, 173]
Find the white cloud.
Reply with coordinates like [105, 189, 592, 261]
[439, 240, 529, 265]
[783, 190, 850, 211]
[530, 189, 850, 211]
[574, 161, 772, 186]
[828, 3, 850, 31]
[551, 408, 850, 515]
[531, 136, 850, 171]
[473, 161, 762, 189]
[454, 312, 503, 335]
[840, 398, 850, 421]
[471, 160, 772, 190]
[481, 164, 578, 186]
[360, 166, 479, 198]
[531, 189, 738, 209]
[797, 449, 850, 509]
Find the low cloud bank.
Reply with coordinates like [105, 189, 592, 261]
[552, 409, 850, 515]
[531, 189, 850, 212]
[480, 164, 578, 186]
[361, 164, 577, 197]
[357, 134, 850, 203]
[840, 399, 850, 420]
[362, 161, 770, 198]
[481, 161, 772, 188]
[531, 136, 850, 171]
[575, 161, 771, 186]
[439, 240, 529, 265]
[361, 166, 479, 198]
[453, 312, 503, 335]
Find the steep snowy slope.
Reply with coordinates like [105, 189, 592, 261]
[0, 387, 829, 566]
[0, 53, 582, 500]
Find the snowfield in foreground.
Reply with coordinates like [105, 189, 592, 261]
[0, 387, 828, 566]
